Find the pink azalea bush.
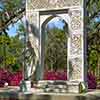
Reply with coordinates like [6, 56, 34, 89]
[0, 68, 97, 89]
[0, 69, 23, 87]
[8, 71, 23, 86]
[0, 69, 9, 87]
[43, 69, 67, 80]
[87, 71, 97, 89]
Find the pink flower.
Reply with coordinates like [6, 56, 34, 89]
[43, 70, 67, 80]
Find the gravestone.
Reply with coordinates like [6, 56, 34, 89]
[25, 0, 87, 93]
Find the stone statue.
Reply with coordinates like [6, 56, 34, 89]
[24, 22, 39, 80]
[20, 21, 39, 92]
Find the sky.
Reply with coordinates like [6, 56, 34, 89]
[6, 23, 19, 37]
[95, 17, 100, 22]
[6, 16, 26, 37]
[0, 2, 4, 11]
[47, 17, 65, 29]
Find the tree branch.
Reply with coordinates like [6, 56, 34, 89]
[0, 7, 25, 32]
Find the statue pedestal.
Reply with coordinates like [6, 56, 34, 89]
[19, 80, 31, 92]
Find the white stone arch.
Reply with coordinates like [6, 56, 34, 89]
[25, 0, 87, 93]
[39, 14, 70, 79]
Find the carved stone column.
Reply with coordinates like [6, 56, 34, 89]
[67, 7, 87, 93]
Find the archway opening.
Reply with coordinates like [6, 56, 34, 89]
[42, 17, 68, 80]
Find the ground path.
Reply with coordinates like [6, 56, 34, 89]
[0, 86, 100, 100]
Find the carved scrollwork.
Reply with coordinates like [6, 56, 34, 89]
[27, 0, 81, 10]
[69, 9, 82, 31]
[69, 57, 82, 80]
[70, 34, 82, 55]
[72, 0, 80, 6]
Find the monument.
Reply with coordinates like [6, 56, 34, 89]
[24, 0, 87, 93]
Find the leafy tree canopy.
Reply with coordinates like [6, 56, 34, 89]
[86, 0, 100, 70]
[45, 26, 67, 71]
[0, 0, 25, 72]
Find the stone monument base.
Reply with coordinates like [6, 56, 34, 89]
[34, 80, 87, 93]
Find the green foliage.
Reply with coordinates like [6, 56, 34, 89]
[45, 27, 67, 70]
[87, 0, 100, 71]
[0, 0, 25, 72]
[11, 63, 20, 72]
[0, 34, 24, 71]
[88, 50, 98, 70]
[0, 35, 10, 44]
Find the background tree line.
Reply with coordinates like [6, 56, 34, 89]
[0, 0, 100, 72]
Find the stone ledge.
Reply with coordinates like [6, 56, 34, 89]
[35, 80, 87, 93]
